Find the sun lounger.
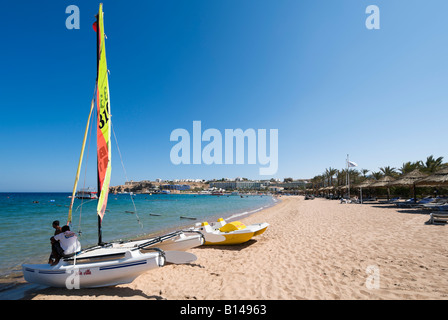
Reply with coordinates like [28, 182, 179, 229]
[428, 211, 448, 225]
[422, 199, 448, 210]
[395, 197, 436, 208]
[394, 199, 418, 208]
[378, 197, 398, 204]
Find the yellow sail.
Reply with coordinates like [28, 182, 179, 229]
[95, 3, 111, 221]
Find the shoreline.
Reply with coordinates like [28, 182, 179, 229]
[0, 195, 281, 300]
[5, 195, 448, 300]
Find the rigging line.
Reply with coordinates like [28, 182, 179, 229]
[74, 199, 96, 213]
[111, 122, 143, 230]
[77, 86, 97, 238]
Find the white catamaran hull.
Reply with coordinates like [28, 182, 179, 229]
[131, 231, 204, 253]
[21, 231, 202, 288]
[22, 250, 164, 288]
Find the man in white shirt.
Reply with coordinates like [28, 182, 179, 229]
[50, 225, 81, 265]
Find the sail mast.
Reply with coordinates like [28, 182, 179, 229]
[95, 8, 102, 245]
[94, 3, 112, 245]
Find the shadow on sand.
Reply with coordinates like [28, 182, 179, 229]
[195, 239, 258, 251]
[22, 285, 165, 300]
[370, 204, 429, 215]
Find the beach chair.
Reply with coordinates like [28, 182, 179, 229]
[395, 198, 416, 208]
[428, 212, 448, 225]
[422, 198, 448, 210]
[396, 197, 435, 208]
[378, 197, 398, 204]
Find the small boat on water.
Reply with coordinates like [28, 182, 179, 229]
[75, 189, 98, 200]
[190, 218, 269, 245]
[180, 216, 197, 220]
[22, 4, 201, 289]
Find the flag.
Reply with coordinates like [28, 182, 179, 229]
[348, 161, 358, 167]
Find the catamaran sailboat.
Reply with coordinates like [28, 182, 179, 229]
[22, 4, 202, 288]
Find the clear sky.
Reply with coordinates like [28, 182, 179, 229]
[1, 0, 447, 192]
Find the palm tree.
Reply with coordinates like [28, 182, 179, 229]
[379, 166, 398, 177]
[334, 168, 360, 186]
[348, 168, 360, 184]
[323, 170, 330, 187]
[399, 161, 422, 175]
[336, 169, 345, 187]
[360, 168, 370, 178]
[370, 171, 383, 180]
[422, 155, 444, 173]
[325, 167, 338, 187]
[310, 175, 324, 193]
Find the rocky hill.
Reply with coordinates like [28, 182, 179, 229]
[109, 180, 209, 194]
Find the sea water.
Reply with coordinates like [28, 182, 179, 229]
[0, 192, 277, 278]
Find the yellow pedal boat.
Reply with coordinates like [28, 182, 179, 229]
[192, 218, 269, 245]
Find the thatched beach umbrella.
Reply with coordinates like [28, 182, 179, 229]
[415, 166, 448, 187]
[370, 176, 396, 201]
[388, 169, 428, 202]
[355, 179, 374, 203]
[370, 175, 395, 187]
[356, 179, 375, 188]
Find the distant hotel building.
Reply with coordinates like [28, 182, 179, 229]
[210, 179, 309, 190]
[161, 184, 191, 191]
[121, 178, 309, 192]
[210, 181, 267, 190]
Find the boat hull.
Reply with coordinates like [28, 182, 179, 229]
[200, 222, 269, 245]
[142, 233, 203, 252]
[204, 231, 254, 245]
[22, 251, 164, 288]
[253, 225, 268, 236]
[121, 231, 204, 253]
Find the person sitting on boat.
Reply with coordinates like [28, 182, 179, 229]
[48, 220, 63, 264]
[52, 220, 62, 235]
[49, 225, 81, 266]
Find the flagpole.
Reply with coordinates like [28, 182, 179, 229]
[347, 154, 350, 200]
[345, 155, 347, 200]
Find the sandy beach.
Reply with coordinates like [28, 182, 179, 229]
[26, 196, 448, 300]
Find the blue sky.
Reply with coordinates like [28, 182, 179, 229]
[1, 0, 447, 191]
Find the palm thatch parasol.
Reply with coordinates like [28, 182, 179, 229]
[415, 166, 448, 187]
[370, 176, 396, 201]
[355, 179, 374, 203]
[388, 169, 428, 202]
[355, 179, 375, 188]
[369, 175, 396, 187]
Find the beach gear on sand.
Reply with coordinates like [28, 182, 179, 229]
[190, 218, 269, 245]
[427, 212, 448, 225]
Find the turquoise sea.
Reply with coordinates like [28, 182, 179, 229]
[0, 192, 277, 280]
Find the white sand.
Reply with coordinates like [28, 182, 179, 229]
[30, 196, 448, 300]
